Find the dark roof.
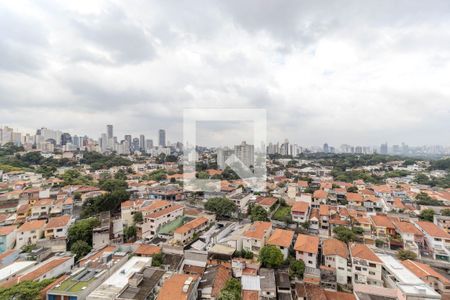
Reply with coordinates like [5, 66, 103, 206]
[117, 267, 165, 300]
[275, 271, 291, 290]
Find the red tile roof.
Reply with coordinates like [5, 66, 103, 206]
[294, 234, 319, 254]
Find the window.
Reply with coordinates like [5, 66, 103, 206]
[369, 271, 375, 275]
[308, 253, 313, 257]
[369, 263, 376, 268]
[356, 266, 361, 271]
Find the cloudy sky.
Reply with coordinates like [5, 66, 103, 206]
[1, 0, 450, 147]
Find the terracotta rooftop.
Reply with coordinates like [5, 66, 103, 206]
[146, 204, 183, 219]
[267, 229, 294, 248]
[370, 215, 395, 229]
[0, 225, 17, 236]
[350, 243, 381, 263]
[319, 205, 330, 216]
[313, 190, 328, 199]
[347, 193, 363, 202]
[402, 259, 450, 285]
[18, 220, 46, 232]
[256, 197, 277, 207]
[291, 201, 309, 213]
[141, 200, 171, 212]
[294, 234, 319, 254]
[134, 244, 161, 256]
[45, 215, 71, 229]
[175, 217, 209, 234]
[157, 274, 199, 300]
[416, 221, 450, 239]
[393, 221, 423, 236]
[243, 221, 272, 240]
[322, 238, 349, 258]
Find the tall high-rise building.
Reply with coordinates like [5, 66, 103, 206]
[323, 143, 329, 153]
[234, 141, 254, 168]
[146, 139, 153, 150]
[159, 129, 166, 147]
[380, 143, 388, 155]
[107, 125, 113, 139]
[217, 147, 234, 170]
[139, 134, 145, 151]
[132, 138, 140, 152]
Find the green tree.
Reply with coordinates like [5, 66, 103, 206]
[124, 225, 137, 242]
[441, 208, 450, 216]
[250, 205, 269, 222]
[0, 279, 54, 300]
[419, 209, 435, 222]
[333, 226, 356, 244]
[114, 169, 128, 180]
[204, 197, 237, 218]
[259, 245, 284, 268]
[218, 278, 241, 300]
[67, 217, 100, 248]
[99, 178, 128, 192]
[71, 240, 92, 261]
[347, 186, 358, 193]
[415, 192, 442, 206]
[61, 169, 93, 186]
[397, 250, 417, 261]
[151, 253, 164, 267]
[289, 259, 305, 278]
[133, 211, 143, 223]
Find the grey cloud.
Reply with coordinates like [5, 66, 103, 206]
[71, 6, 156, 64]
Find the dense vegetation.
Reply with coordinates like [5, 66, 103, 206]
[204, 197, 237, 218]
[218, 278, 242, 300]
[0, 279, 54, 300]
[80, 152, 132, 170]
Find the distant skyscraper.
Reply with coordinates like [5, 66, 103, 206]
[159, 129, 166, 147]
[139, 134, 145, 151]
[234, 141, 255, 168]
[217, 147, 234, 170]
[132, 138, 140, 152]
[146, 139, 153, 150]
[323, 143, 329, 153]
[124, 135, 132, 147]
[380, 143, 388, 155]
[107, 125, 113, 139]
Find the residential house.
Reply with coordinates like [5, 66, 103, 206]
[322, 238, 350, 285]
[415, 221, 450, 261]
[266, 229, 294, 260]
[256, 197, 278, 212]
[370, 215, 396, 240]
[157, 274, 200, 300]
[377, 253, 440, 299]
[319, 205, 330, 236]
[309, 209, 319, 232]
[350, 243, 383, 286]
[30, 198, 53, 219]
[402, 259, 450, 296]
[294, 234, 319, 269]
[312, 190, 328, 208]
[242, 221, 272, 256]
[198, 264, 231, 300]
[44, 215, 71, 240]
[347, 193, 364, 207]
[174, 216, 210, 245]
[260, 268, 276, 299]
[1, 256, 74, 288]
[16, 219, 46, 249]
[138, 204, 184, 240]
[392, 220, 424, 256]
[0, 225, 16, 253]
[291, 201, 310, 223]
